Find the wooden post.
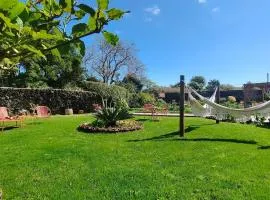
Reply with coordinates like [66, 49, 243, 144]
[180, 75, 185, 137]
[216, 85, 220, 124]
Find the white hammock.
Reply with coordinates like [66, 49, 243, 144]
[188, 87, 270, 122]
[188, 88, 217, 117]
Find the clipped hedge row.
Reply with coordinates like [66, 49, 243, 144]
[0, 87, 99, 114]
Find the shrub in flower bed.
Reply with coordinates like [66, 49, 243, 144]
[78, 98, 143, 133]
[78, 120, 143, 133]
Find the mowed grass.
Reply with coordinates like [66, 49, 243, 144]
[0, 115, 270, 200]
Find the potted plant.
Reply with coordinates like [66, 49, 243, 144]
[65, 100, 73, 115]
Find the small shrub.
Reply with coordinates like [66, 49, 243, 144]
[129, 92, 156, 108]
[139, 92, 156, 105]
[228, 96, 237, 103]
[155, 98, 167, 107]
[168, 101, 178, 112]
[94, 100, 131, 127]
[184, 104, 192, 114]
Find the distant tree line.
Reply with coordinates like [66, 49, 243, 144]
[171, 76, 239, 91]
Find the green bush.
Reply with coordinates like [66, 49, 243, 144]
[138, 92, 156, 105]
[94, 99, 131, 127]
[82, 81, 130, 107]
[128, 92, 156, 108]
[156, 99, 167, 107]
[228, 96, 237, 103]
[168, 101, 178, 112]
[184, 104, 192, 114]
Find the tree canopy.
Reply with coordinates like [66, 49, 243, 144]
[188, 76, 206, 91]
[206, 79, 220, 91]
[84, 38, 144, 84]
[0, 0, 127, 70]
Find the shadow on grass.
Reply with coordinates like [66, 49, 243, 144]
[1, 126, 19, 132]
[258, 145, 270, 150]
[136, 119, 149, 122]
[174, 138, 257, 145]
[128, 122, 258, 145]
[128, 126, 199, 142]
[136, 118, 161, 123]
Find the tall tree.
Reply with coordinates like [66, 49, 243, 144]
[119, 74, 143, 93]
[84, 39, 145, 84]
[0, 0, 128, 70]
[220, 84, 237, 90]
[1, 45, 86, 88]
[188, 76, 206, 91]
[206, 79, 220, 91]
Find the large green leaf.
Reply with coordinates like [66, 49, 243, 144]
[16, 17, 23, 31]
[21, 44, 46, 59]
[32, 30, 62, 40]
[8, 2, 25, 20]
[56, 42, 70, 55]
[72, 23, 88, 37]
[75, 40, 86, 56]
[88, 16, 97, 31]
[51, 48, 62, 60]
[103, 31, 119, 46]
[18, 8, 29, 22]
[0, 13, 19, 30]
[97, 0, 109, 10]
[74, 10, 86, 19]
[77, 4, 95, 17]
[0, 0, 17, 11]
[59, 0, 74, 12]
[106, 9, 125, 20]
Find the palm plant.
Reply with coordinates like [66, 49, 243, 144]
[94, 99, 131, 127]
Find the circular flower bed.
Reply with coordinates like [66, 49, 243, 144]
[78, 120, 143, 133]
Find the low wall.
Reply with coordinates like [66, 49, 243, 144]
[0, 87, 99, 114]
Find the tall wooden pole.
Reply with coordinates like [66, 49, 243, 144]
[216, 85, 220, 124]
[180, 75, 185, 137]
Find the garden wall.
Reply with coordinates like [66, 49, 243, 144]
[0, 87, 99, 114]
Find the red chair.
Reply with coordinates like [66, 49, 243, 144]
[0, 107, 23, 131]
[143, 104, 155, 113]
[143, 104, 158, 120]
[92, 104, 102, 112]
[161, 105, 169, 115]
[35, 106, 51, 118]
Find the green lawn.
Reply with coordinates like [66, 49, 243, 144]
[0, 115, 270, 200]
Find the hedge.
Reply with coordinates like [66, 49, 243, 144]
[0, 87, 98, 114]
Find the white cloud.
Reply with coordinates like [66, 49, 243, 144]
[145, 5, 161, 15]
[198, 0, 207, 4]
[212, 7, 220, 12]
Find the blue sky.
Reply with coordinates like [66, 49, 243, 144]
[84, 0, 270, 87]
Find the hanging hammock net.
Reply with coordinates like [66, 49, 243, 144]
[188, 87, 270, 122]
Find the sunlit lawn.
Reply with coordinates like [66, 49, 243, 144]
[0, 115, 270, 199]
